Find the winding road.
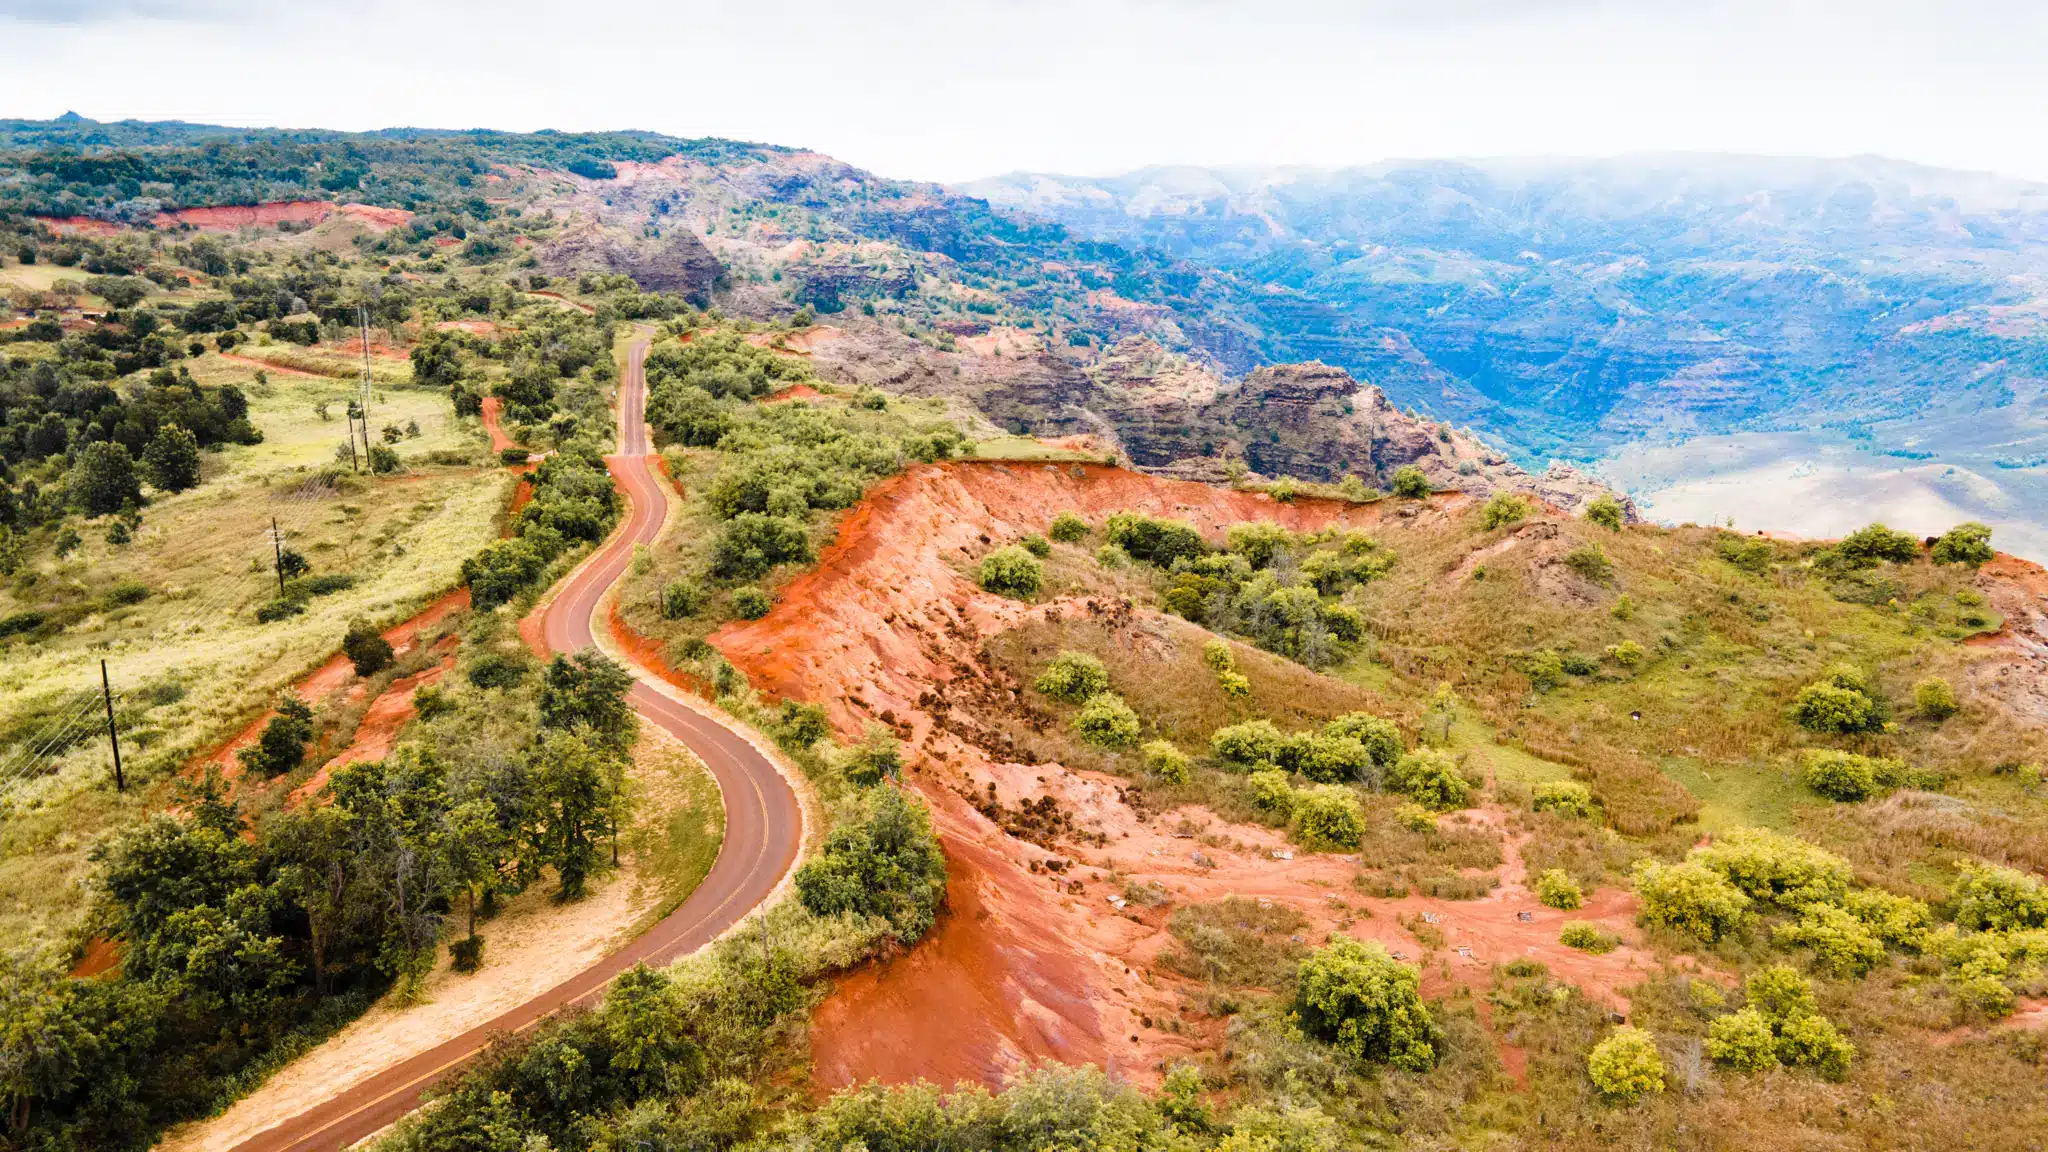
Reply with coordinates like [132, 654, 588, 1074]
[226, 337, 803, 1152]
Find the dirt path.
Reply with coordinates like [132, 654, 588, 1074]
[214, 336, 803, 1152]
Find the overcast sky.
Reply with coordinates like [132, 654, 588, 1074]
[2, 0, 2043, 184]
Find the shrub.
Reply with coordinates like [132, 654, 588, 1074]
[467, 650, 528, 689]
[1035, 651, 1111, 703]
[1323, 712, 1403, 773]
[1249, 769, 1295, 815]
[1777, 1012, 1855, 1080]
[462, 538, 548, 609]
[1951, 862, 2048, 932]
[1216, 670, 1251, 697]
[1393, 803, 1435, 832]
[1291, 786, 1364, 850]
[1913, 675, 1959, 720]
[1559, 921, 1617, 953]
[1587, 1026, 1664, 1103]
[1142, 740, 1190, 784]
[1931, 521, 1994, 567]
[1842, 888, 1934, 949]
[1296, 734, 1376, 785]
[1073, 692, 1140, 749]
[1390, 465, 1431, 499]
[1790, 665, 1887, 734]
[1103, 511, 1207, 566]
[712, 512, 812, 579]
[367, 444, 401, 474]
[977, 545, 1043, 598]
[1518, 648, 1567, 691]
[1586, 494, 1625, 531]
[500, 446, 532, 465]
[1705, 1007, 1778, 1071]
[1226, 521, 1293, 568]
[1293, 937, 1441, 1070]
[1799, 750, 1898, 802]
[448, 934, 485, 973]
[843, 726, 902, 787]
[143, 423, 202, 493]
[342, 619, 394, 676]
[1479, 493, 1530, 530]
[1633, 859, 1751, 941]
[1835, 522, 1921, 567]
[102, 578, 150, 608]
[238, 694, 315, 777]
[1211, 719, 1289, 768]
[1047, 511, 1090, 542]
[1774, 903, 1885, 976]
[1201, 639, 1236, 673]
[731, 586, 772, 620]
[1018, 533, 1052, 558]
[793, 786, 948, 943]
[1533, 780, 1595, 819]
[1604, 639, 1645, 668]
[1694, 826, 1852, 909]
[659, 579, 701, 620]
[1387, 748, 1470, 811]
[1536, 869, 1584, 910]
[1564, 543, 1613, 582]
[1745, 964, 1818, 1022]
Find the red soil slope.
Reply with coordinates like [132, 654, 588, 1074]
[709, 462, 1663, 1093]
[35, 202, 411, 234]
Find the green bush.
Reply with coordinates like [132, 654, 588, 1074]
[367, 444, 401, 474]
[1559, 921, 1617, 954]
[462, 538, 548, 609]
[1296, 734, 1376, 785]
[1322, 712, 1403, 773]
[1291, 786, 1363, 850]
[1842, 888, 1934, 949]
[1293, 937, 1441, 1070]
[1073, 692, 1140, 749]
[1035, 651, 1110, 703]
[1535, 868, 1584, 910]
[1211, 719, 1289, 768]
[1394, 802, 1435, 832]
[1790, 664, 1889, 734]
[977, 545, 1043, 598]
[1387, 748, 1470, 811]
[1390, 465, 1431, 499]
[1019, 533, 1051, 558]
[342, 619, 394, 677]
[1632, 859, 1751, 941]
[793, 786, 948, 943]
[1585, 494, 1625, 531]
[448, 934, 485, 973]
[1563, 543, 1613, 582]
[659, 579, 701, 620]
[1774, 903, 1885, 976]
[1142, 740, 1190, 784]
[1587, 1025, 1664, 1103]
[1604, 639, 1645, 668]
[1931, 521, 1994, 567]
[843, 725, 902, 787]
[1744, 964, 1818, 1022]
[1951, 862, 2048, 932]
[102, 578, 150, 608]
[1800, 749, 1897, 802]
[731, 587, 772, 620]
[1693, 826, 1852, 909]
[1047, 511, 1090, 543]
[1094, 543, 1130, 568]
[1249, 769, 1295, 815]
[467, 650, 529, 689]
[1479, 493, 1530, 530]
[1913, 675, 1959, 720]
[1103, 511, 1208, 567]
[1705, 1007, 1778, 1071]
[1533, 780, 1595, 819]
[1834, 522, 1920, 567]
[236, 694, 315, 778]
[712, 512, 812, 579]
[1776, 1012, 1855, 1080]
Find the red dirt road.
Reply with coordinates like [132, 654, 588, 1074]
[225, 338, 801, 1152]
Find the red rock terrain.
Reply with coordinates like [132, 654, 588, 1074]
[709, 461, 1665, 1092]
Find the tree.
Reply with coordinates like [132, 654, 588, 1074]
[1585, 494, 1625, 531]
[977, 545, 1043, 598]
[440, 798, 508, 970]
[86, 274, 148, 309]
[1931, 521, 1994, 567]
[69, 441, 142, 516]
[238, 694, 315, 777]
[1390, 465, 1431, 499]
[1293, 937, 1441, 1070]
[461, 538, 546, 609]
[1632, 859, 1751, 941]
[528, 730, 615, 901]
[1834, 522, 1919, 567]
[1588, 1026, 1665, 1102]
[141, 424, 201, 493]
[342, 619, 394, 677]
[1073, 692, 1140, 749]
[539, 651, 638, 755]
[711, 512, 811, 579]
[794, 786, 948, 942]
[1035, 651, 1110, 703]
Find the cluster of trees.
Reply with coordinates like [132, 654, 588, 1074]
[461, 447, 620, 608]
[0, 643, 639, 1150]
[1095, 514, 1387, 669]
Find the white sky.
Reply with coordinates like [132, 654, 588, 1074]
[2, 0, 2044, 185]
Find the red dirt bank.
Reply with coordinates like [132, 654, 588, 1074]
[709, 461, 1656, 1093]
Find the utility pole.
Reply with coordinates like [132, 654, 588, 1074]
[358, 304, 374, 441]
[270, 516, 287, 596]
[101, 660, 123, 792]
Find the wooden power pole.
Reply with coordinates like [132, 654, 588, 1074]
[101, 660, 123, 792]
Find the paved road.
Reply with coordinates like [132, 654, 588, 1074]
[227, 337, 802, 1152]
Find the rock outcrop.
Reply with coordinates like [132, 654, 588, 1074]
[535, 222, 723, 301]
